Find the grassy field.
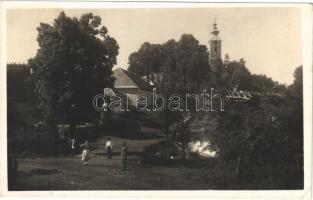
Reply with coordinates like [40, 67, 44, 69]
[13, 127, 221, 190]
[12, 116, 295, 190]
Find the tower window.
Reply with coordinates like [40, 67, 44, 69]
[214, 46, 217, 52]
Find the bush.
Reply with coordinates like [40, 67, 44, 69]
[101, 116, 142, 139]
[142, 140, 181, 166]
[210, 91, 303, 189]
[8, 126, 60, 157]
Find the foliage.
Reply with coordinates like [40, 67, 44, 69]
[29, 12, 119, 131]
[220, 60, 286, 93]
[128, 34, 209, 91]
[249, 74, 287, 93]
[222, 60, 252, 89]
[287, 66, 303, 99]
[107, 117, 141, 136]
[210, 66, 303, 188]
[128, 42, 164, 81]
[128, 34, 209, 155]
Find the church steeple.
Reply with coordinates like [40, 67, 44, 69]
[211, 18, 220, 36]
[209, 19, 222, 72]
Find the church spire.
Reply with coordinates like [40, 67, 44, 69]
[209, 18, 222, 72]
[211, 18, 219, 36]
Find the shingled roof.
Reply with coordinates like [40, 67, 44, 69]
[113, 68, 138, 89]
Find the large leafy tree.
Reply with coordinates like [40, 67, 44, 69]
[128, 42, 164, 81]
[128, 34, 209, 158]
[158, 35, 208, 153]
[29, 12, 119, 135]
[128, 34, 209, 92]
[170, 35, 209, 92]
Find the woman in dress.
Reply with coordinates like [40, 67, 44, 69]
[81, 140, 90, 166]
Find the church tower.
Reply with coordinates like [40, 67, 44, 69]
[209, 19, 222, 72]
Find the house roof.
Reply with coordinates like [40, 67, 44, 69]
[104, 87, 116, 96]
[113, 68, 138, 89]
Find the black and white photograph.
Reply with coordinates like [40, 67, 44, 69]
[1, 2, 312, 198]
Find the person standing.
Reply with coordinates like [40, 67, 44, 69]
[70, 138, 77, 156]
[81, 140, 90, 166]
[106, 137, 113, 159]
[121, 142, 128, 170]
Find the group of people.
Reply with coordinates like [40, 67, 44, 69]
[70, 137, 128, 170]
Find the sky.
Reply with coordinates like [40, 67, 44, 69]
[7, 7, 302, 84]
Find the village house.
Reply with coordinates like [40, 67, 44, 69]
[112, 68, 152, 106]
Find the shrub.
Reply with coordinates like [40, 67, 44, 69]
[102, 116, 142, 138]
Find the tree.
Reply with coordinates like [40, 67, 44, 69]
[128, 34, 209, 91]
[175, 35, 209, 88]
[284, 66, 303, 158]
[288, 66, 303, 99]
[222, 60, 252, 90]
[128, 35, 209, 156]
[128, 42, 164, 83]
[221, 60, 287, 94]
[29, 12, 119, 141]
[210, 66, 303, 187]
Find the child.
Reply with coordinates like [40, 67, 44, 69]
[81, 140, 90, 165]
[70, 138, 77, 156]
[106, 137, 113, 159]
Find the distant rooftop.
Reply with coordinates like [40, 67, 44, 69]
[113, 68, 138, 89]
